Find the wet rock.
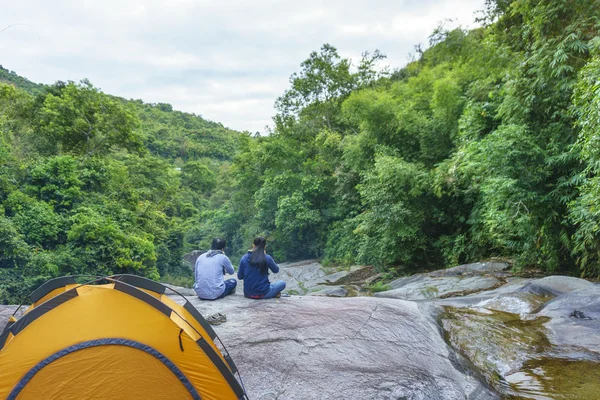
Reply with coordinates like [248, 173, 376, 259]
[539, 287, 600, 319]
[440, 281, 600, 398]
[476, 292, 550, 316]
[537, 287, 600, 354]
[173, 295, 498, 400]
[349, 265, 365, 273]
[434, 278, 532, 308]
[440, 307, 550, 385]
[518, 275, 595, 296]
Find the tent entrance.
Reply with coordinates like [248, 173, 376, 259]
[10, 339, 201, 400]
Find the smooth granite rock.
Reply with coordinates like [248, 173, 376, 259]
[308, 286, 349, 297]
[537, 287, 600, 354]
[169, 294, 498, 400]
[428, 262, 510, 277]
[374, 275, 501, 300]
[476, 291, 550, 316]
[375, 262, 512, 301]
[275, 260, 328, 294]
[518, 275, 595, 296]
[317, 270, 349, 284]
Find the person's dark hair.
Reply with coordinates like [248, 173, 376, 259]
[211, 238, 226, 251]
[250, 236, 268, 275]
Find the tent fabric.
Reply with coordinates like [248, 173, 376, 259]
[0, 275, 248, 400]
[10, 339, 201, 400]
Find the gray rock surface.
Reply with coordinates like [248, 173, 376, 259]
[434, 278, 532, 308]
[537, 287, 600, 355]
[428, 262, 510, 277]
[375, 262, 510, 301]
[183, 250, 204, 268]
[375, 275, 501, 300]
[317, 270, 349, 284]
[162, 284, 197, 297]
[518, 275, 595, 296]
[539, 286, 600, 319]
[475, 292, 549, 315]
[275, 260, 328, 294]
[308, 286, 348, 297]
[0, 306, 20, 331]
[172, 294, 497, 400]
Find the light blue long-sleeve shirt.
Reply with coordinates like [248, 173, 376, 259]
[194, 250, 234, 300]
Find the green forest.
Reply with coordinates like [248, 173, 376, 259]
[1, 0, 599, 303]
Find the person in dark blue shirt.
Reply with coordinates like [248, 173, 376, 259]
[237, 236, 286, 299]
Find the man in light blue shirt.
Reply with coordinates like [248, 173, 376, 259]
[194, 238, 237, 300]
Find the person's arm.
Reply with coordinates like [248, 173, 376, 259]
[222, 256, 234, 275]
[237, 257, 245, 280]
[266, 255, 279, 273]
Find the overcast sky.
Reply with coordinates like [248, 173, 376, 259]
[1, 0, 485, 133]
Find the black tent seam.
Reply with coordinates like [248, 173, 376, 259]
[110, 274, 167, 295]
[114, 281, 172, 317]
[0, 330, 10, 350]
[29, 276, 77, 303]
[11, 289, 79, 337]
[195, 337, 246, 399]
[183, 301, 218, 340]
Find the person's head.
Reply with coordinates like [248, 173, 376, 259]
[250, 236, 268, 274]
[252, 236, 266, 251]
[211, 238, 226, 251]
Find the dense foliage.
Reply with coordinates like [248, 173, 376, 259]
[203, 0, 600, 277]
[1, 0, 599, 303]
[0, 78, 242, 303]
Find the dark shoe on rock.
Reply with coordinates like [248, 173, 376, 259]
[206, 312, 227, 325]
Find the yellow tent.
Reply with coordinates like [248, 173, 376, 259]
[0, 275, 248, 400]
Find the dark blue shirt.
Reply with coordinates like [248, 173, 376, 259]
[237, 251, 279, 297]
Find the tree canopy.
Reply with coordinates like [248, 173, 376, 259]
[1, 0, 600, 303]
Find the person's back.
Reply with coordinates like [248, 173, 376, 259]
[194, 238, 236, 300]
[237, 236, 286, 299]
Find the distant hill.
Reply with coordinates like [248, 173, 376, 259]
[0, 65, 44, 94]
[0, 65, 242, 162]
[0, 66, 246, 303]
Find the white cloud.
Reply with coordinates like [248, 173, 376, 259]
[0, 0, 485, 133]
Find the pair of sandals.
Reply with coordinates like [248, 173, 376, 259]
[206, 312, 227, 325]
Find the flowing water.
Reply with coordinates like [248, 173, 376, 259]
[440, 306, 600, 399]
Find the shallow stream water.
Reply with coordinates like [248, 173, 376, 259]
[441, 306, 600, 399]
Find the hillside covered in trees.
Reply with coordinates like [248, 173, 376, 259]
[0, 67, 244, 302]
[1, 0, 599, 303]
